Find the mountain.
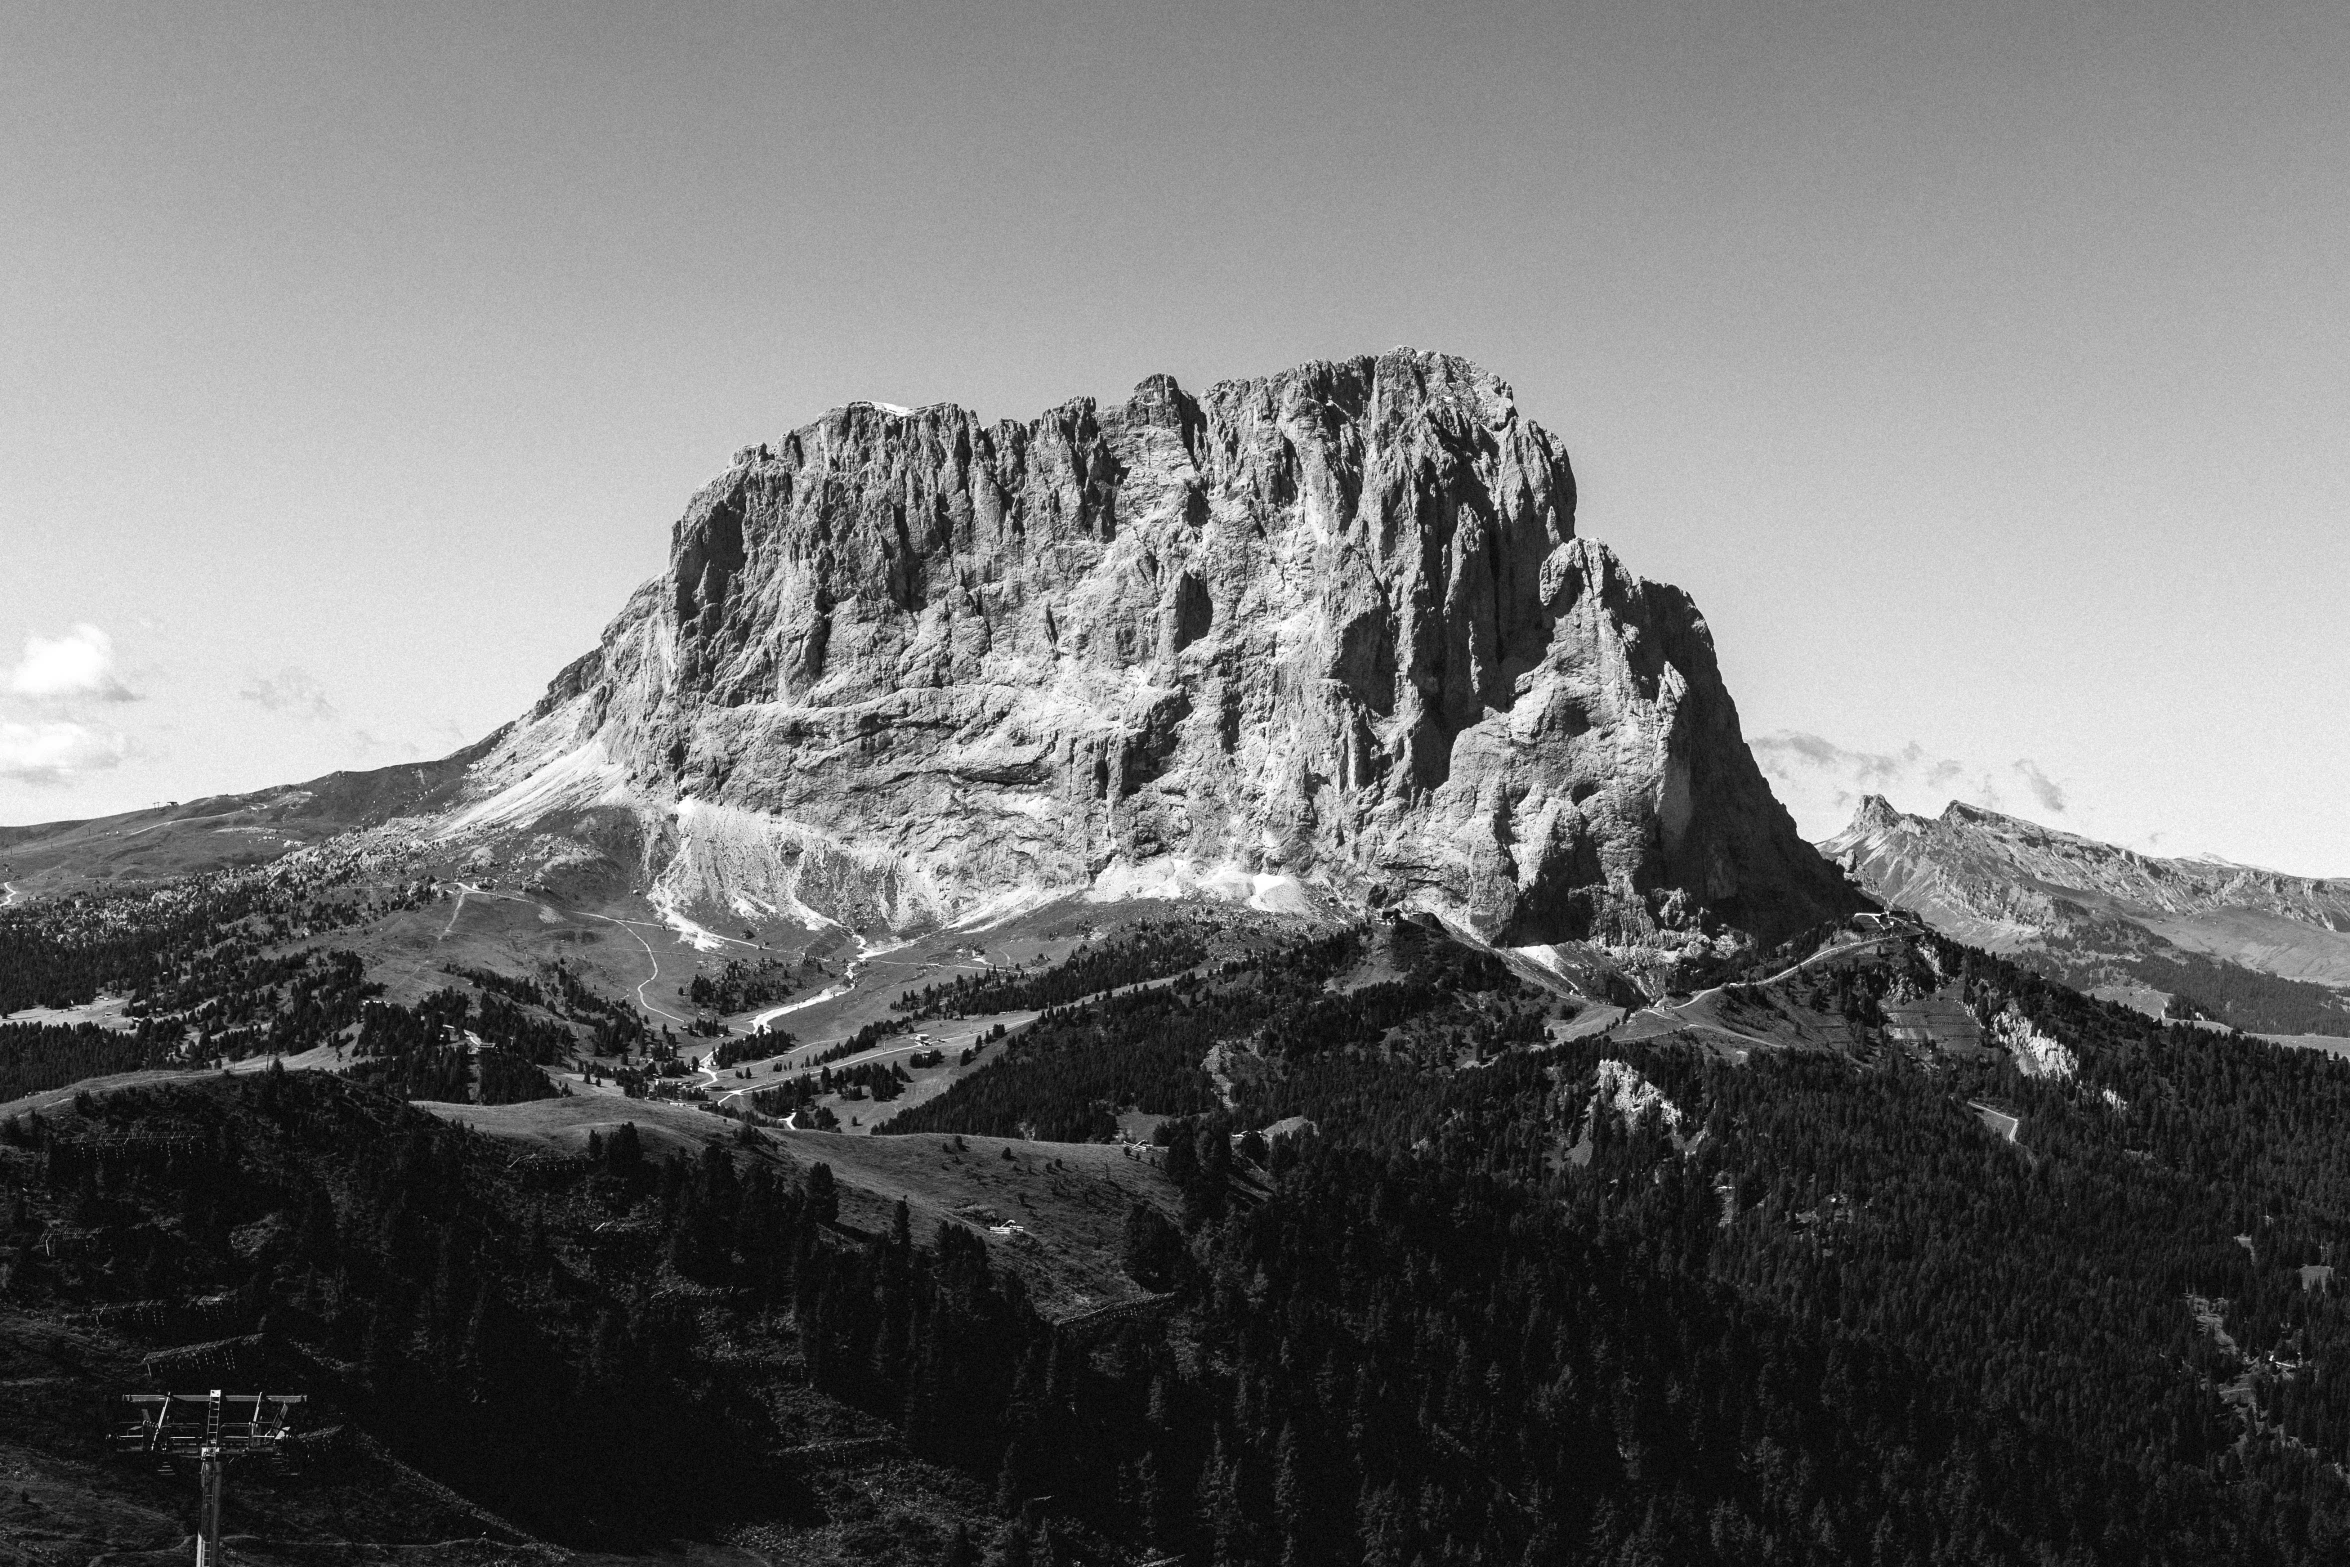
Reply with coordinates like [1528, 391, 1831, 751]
[19, 353, 2350, 1567]
[0, 749, 488, 894]
[443, 348, 1857, 950]
[1824, 795, 2350, 1034]
[5, 352, 1861, 956]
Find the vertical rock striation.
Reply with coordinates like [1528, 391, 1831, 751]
[468, 349, 1859, 944]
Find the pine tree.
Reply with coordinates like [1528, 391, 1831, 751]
[804, 1162, 838, 1225]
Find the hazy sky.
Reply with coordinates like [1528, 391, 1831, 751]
[4, 1, 2345, 871]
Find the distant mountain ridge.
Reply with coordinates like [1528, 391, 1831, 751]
[1824, 794, 2350, 1034]
[0, 749, 486, 891]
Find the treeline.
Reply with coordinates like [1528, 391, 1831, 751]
[1776, 939, 1940, 1033]
[878, 980, 1223, 1141]
[0, 859, 429, 1074]
[882, 921, 1551, 1142]
[1924, 931, 2350, 1216]
[345, 991, 559, 1106]
[0, 876, 280, 1014]
[798, 1019, 920, 1070]
[710, 1027, 794, 1069]
[0, 1071, 1166, 1554]
[538, 959, 653, 1053]
[0, 1073, 798, 1546]
[0, 1020, 174, 1103]
[478, 1048, 560, 1105]
[686, 957, 797, 1015]
[473, 992, 574, 1066]
[2027, 921, 2350, 1036]
[450, 959, 651, 1056]
[1147, 1129, 2291, 1567]
[0, 866, 420, 1017]
[888, 924, 1209, 1020]
[2133, 945, 2350, 1036]
[168, 947, 384, 1063]
[0, 947, 386, 1099]
[905, 919, 2350, 1562]
[271, 949, 382, 1046]
[22, 917, 2350, 1562]
[750, 1058, 910, 1114]
[809, 924, 1226, 1076]
[345, 993, 472, 1102]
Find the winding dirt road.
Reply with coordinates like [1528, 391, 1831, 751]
[580, 910, 690, 1024]
[1639, 929, 1911, 1024]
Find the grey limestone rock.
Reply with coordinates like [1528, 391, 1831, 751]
[472, 349, 1858, 945]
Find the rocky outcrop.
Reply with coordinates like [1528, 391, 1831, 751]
[463, 349, 1859, 945]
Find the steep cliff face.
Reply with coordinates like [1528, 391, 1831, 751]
[464, 349, 1857, 945]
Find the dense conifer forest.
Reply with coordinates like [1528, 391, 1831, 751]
[0, 869, 432, 1017]
[10, 893, 2350, 1562]
[686, 955, 799, 1014]
[0, 1019, 172, 1102]
[2020, 921, 2350, 1036]
[880, 919, 2350, 1563]
[888, 925, 1211, 1021]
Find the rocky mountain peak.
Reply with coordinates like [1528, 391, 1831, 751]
[462, 350, 1861, 947]
[1851, 794, 1907, 832]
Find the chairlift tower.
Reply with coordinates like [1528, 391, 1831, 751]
[115, 1390, 306, 1567]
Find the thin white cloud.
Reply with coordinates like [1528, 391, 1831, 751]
[2013, 758, 2067, 815]
[348, 729, 425, 762]
[1750, 730, 2078, 841]
[8, 624, 135, 702]
[239, 666, 337, 722]
[238, 670, 438, 769]
[0, 718, 129, 783]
